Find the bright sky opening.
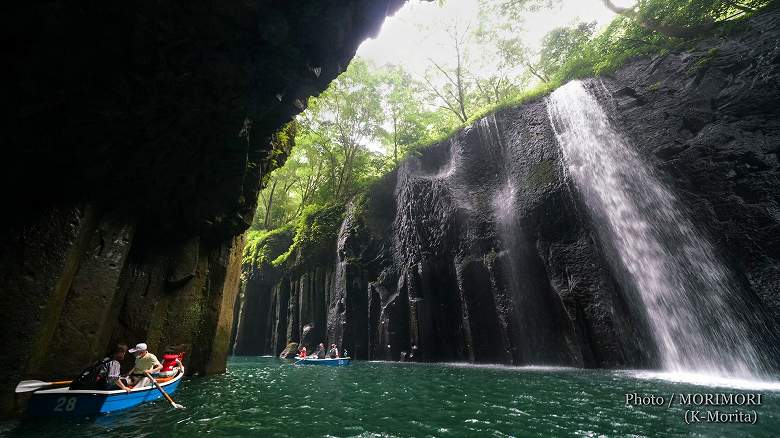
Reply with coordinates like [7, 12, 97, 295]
[357, 0, 638, 77]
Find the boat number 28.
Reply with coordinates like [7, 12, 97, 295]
[53, 397, 77, 412]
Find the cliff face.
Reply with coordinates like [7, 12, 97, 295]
[236, 10, 780, 367]
[1, 0, 406, 415]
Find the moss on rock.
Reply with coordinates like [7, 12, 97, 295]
[529, 160, 556, 188]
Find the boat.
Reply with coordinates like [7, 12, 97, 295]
[25, 369, 184, 416]
[294, 356, 352, 366]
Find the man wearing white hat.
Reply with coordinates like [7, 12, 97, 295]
[124, 342, 162, 388]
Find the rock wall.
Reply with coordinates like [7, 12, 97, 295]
[1, 0, 407, 416]
[236, 10, 780, 369]
[0, 207, 245, 413]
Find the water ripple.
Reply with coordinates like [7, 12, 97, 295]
[3, 357, 779, 437]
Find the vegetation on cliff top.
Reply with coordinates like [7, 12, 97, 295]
[271, 203, 346, 269]
[242, 226, 294, 268]
[245, 0, 773, 271]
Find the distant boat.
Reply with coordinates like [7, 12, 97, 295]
[26, 369, 184, 416]
[294, 356, 352, 367]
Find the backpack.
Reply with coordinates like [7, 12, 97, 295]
[69, 358, 112, 390]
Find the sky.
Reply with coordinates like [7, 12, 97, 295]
[356, 0, 638, 77]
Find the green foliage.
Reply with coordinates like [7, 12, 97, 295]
[272, 203, 346, 268]
[537, 22, 597, 80]
[254, 58, 462, 232]
[632, 0, 772, 28]
[402, 0, 773, 154]
[555, 0, 772, 82]
[246, 0, 775, 271]
[260, 121, 296, 187]
[689, 47, 721, 73]
[242, 225, 294, 267]
[647, 80, 664, 91]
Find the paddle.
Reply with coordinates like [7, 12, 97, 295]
[144, 371, 184, 409]
[15, 379, 72, 393]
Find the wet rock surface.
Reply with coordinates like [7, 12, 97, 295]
[238, 10, 780, 368]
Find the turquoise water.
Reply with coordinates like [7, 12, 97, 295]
[4, 357, 780, 437]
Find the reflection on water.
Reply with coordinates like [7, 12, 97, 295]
[4, 357, 779, 437]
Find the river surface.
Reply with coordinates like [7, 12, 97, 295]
[3, 357, 780, 437]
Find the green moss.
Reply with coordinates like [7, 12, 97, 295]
[271, 203, 345, 268]
[260, 121, 297, 187]
[528, 160, 556, 188]
[484, 248, 498, 267]
[648, 81, 664, 91]
[689, 47, 720, 74]
[242, 225, 294, 268]
[397, 81, 560, 161]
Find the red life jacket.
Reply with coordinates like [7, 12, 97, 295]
[161, 352, 184, 372]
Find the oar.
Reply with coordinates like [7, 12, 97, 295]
[144, 371, 184, 409]
[15, 379, 72, 393]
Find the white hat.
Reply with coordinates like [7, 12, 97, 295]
[129, 342, 148, 353]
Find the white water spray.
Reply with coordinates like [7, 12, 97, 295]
[547, 80, 768, 378]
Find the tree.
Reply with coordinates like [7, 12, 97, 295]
[601, 0, 772, 38]
[309, 59, 385, 200]
[472, 73, 521, 106]
[378, 66, 432, 164]
[477, 0, 559, 85]
[535, 22, 596, 81]
[422, 22, 474, 123]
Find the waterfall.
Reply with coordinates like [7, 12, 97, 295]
[481, 115, 525, 322]
[547, 80, 769, 378]
[475, 114, 578, 365]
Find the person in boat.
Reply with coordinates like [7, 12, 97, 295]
[105, 343, 132, 392]
[315, 343, 326, 359]
[328, 344, 339, 359]
[70, 343, 132, 392]
[298, 346, 308, 358]
[124, 342, 161, 388]
[158, 350, 185, 377]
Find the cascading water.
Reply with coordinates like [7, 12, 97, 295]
[547, 80, 769, 378]
[476, 114, 578, 365]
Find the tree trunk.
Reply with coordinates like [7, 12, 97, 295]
[455, 34, 469, 122]
[263, 179, 279, 229]
[524, 62, 549, 83]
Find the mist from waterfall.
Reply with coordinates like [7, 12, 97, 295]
[477, 113, 578, 364]
[481, 115, 524, 323]
[547, 80, 770, 378]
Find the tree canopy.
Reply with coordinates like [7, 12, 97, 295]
[247, 0, 775, 250]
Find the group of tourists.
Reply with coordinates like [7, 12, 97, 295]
[297, 343, 346, 359]
[70, 342, 184, 392]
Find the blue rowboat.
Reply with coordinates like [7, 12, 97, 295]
[294, 356, 352, 366]
[26, 370, 184, 416]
